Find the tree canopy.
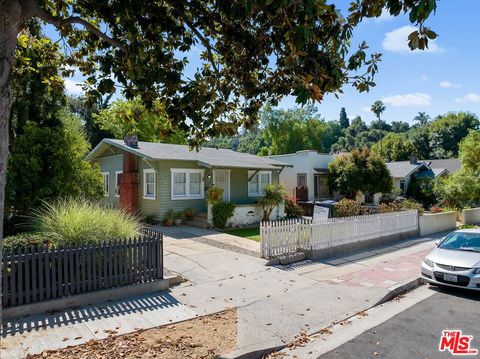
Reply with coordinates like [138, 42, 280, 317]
[94, 98, 187, 144]
[434, 130, 480, 208]
[371, 133, 418, 162]
[328, 148, 392, 199]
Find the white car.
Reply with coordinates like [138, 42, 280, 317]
[421, 229, 480, 290]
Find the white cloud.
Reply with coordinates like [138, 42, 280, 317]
[361, 106, 371, 113]
[439, 81, 461, 88]
[455, 92, 480, 103]
[382, 25, 442, 54]
[382, 92, 432, 107]
[63, 79, 83, 95]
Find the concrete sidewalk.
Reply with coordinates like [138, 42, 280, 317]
[1, 226, 442, 358]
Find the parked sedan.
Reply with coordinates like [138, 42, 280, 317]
[421, 229, 480, 290]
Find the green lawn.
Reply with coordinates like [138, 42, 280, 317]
[225, 227, 260, 242]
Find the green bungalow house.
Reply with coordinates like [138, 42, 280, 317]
[86, 138, 290, 227]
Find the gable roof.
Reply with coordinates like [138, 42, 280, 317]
[424, 159, 461, 174]
[385, 161, 426, 178]
[87, 139, 291, 170]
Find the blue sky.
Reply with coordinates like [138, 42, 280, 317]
[58, 0, 480, 125]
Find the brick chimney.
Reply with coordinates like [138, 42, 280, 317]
[119, 152, 139, 213]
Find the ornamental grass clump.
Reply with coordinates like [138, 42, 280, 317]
[32, 198, 141, 245]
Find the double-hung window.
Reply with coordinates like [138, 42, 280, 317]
[171, 169, 204, 200]
[115, 171, 122, 197]
[248, 171, 271, 197]
[143, 169, 156, 199]
[101, 172, 109, 196]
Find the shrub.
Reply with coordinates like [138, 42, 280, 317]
[379, 199, 424, 214]
[32, 198, 141, 245]
[163, 209, 174, 226]
[144, 214, 158, 225]
[429, 206, 444, 213]
[259, 184, 286, 221]
[211, 201, 235, 229]
[285, 197, 304, 218]
[334, 198, 362, 217]
[3, 233, 53, 251]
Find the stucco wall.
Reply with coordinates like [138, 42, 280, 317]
[419, 211, 457, 236]
[207, 202, 285, 227]
[461, 207, 480, 225]
[269, 151, 335, 201]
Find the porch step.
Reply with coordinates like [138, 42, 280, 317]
[186, 219, 209, 229]
[186, 212, 209, 228]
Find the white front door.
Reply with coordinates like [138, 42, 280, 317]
[213, 170, 230, 201]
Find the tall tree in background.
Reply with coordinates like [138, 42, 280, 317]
[69, 95, 114, 147]
[0, 0, 440, 239]
[94, 98, 187, 144]
[413, 112, 430, 126]
[370, 100, 386, 121]
[371, 133, 417, 162]
[5, 24, 102, 234]
[339, 107, 349, 129]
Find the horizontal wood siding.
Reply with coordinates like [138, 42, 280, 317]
[94, 155, 123, 208]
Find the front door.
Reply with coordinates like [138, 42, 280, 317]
[213, 170, 230, 201]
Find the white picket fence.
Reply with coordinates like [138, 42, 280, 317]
[260, 210, 418, 259]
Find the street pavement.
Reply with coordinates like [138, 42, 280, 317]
[321, 286, 480, 359]
[1, 225, 443, 358]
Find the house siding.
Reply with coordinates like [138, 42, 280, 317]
[93, 150, 280, 221]
[94, 155, 123, 207]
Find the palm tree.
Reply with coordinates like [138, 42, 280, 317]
[413, 112, 430, 126]
[370, 100, 386, 121]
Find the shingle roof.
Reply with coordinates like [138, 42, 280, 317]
[88, 139, 291, 170]
[425, 159, 461, 174]
[385, 161, 424, 178]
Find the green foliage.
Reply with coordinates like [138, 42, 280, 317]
[371, 100, 386, 120]
[379, 199, 424, 214]
[371, 133, 418, 162]
[5, 109, 104, 233]
[339, 107, 349, 129]
[434, 130, 480, 208]
[94, 98, 187, 144]
[413, 112, 430, 126]
[164, 209, 175, 225]
[259, 184, 286, 222]
[391, 121, 410, 133]
[285, 197, 304, 218]
[334, 198, 362, 217]
[211, 201, 236, 229]
[3, 233, 53, 251]
[406, 177, 437, 209]
[261, 105, 339, 155]
[31, 198, 141, 245]
[328, 148, 392, 198]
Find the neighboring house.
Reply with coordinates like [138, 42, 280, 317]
[386, 156, 459, 195]
[87, 138, 290, 227]
[268, 150, 337, 201]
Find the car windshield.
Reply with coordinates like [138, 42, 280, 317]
[439, 232, 480, 252]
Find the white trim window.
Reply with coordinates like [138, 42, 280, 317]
[101, 172, 110, 196]
[248, 171, 272, 197]
[171, 169, 205, 200]
[115, 171, 123, 197]
[143, 169, 156, 199]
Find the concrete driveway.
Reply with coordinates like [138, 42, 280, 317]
[160, 225, 440, 357]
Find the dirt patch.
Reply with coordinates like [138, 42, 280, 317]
[29, 309, 237, 359]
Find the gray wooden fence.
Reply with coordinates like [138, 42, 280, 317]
[1, 228, 163, 308]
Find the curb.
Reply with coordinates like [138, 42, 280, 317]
[219, 345, 285, 359]
[374, 277, 426, 306]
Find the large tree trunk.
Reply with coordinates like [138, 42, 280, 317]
[0, 0, 23, 241]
